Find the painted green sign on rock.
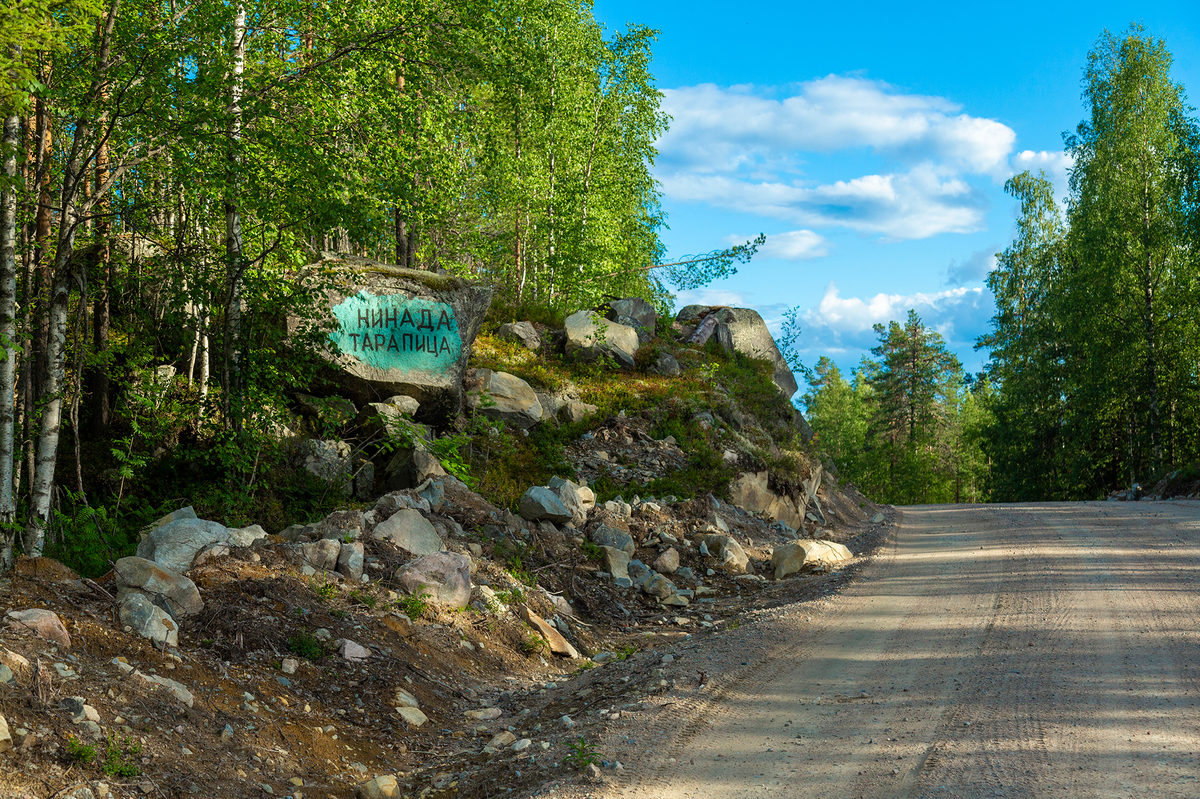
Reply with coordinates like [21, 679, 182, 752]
[330, 291, 462, 372]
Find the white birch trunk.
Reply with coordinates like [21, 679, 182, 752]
[0, 110, 19, 568]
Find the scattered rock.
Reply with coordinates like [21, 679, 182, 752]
[484, 731, 517, 752]
[652, 351, 681, 376]
[520, 606, 580, 658]
[228, 524, 268, 548]
[395, 551, 472, 608]
[464, 707, 501, 721]
[356, 775, 400, 799]
[497, 321, 541, 350]
[696, 533, 749, 574]
[590, 524, 635, 556]
[5, 609, 71, 648]
[518, 486, 573, 524]
[548, 476, 595, 526]
[564, 310, 639, 368]
[601, 546, 631, 585]
[136, 517, 229, 574]
[396, 707, 428, 727]
[729, 471, 804, 530]
[393, 688, 419, 709]
[337, 541, 365, 581]
[299, 539, 342, 572]
[118, 593, 179, 647]
[653, 547, 680, 574]
[558, 398, 598, 424]
[0, 714, 11, 753]
[339, 640, 371, 661]
[297, 439, 354, 495]
[371, 509, 443, 555]
[113, 557, 204, 617]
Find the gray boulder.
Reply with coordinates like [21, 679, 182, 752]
[518, 486, 573, 524]
[113, 557, 204, 617]
[228, 524, 268, 548]
[606, 298, 657, 343]
[337, 541, 365, 581]
[300, 539, 342, 572]
[395, 551, 472, 608]
[371, 509, 443, 555]
[729, 471, 804, 530]
[696, 532, 749, 574]
[653, 547, 680, 575]
[136, 518, 229, 574]
[547, 477, 595, 526]
[590, 524, 635, 556]
[558, 398, 598, 424]
[311, 256, 492, 422]
[118, 593, 179, 647]
[564, 310, 639, 368]
[497, 321, 541, 351]
[313, 510, 365, 541]
[601, 546, 631, 585]
[466, 369, 544, 429]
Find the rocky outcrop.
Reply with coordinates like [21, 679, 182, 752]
[564, 310, 639, 368]
[677, 305, 798, 397]
[314, 256, 492, 422]
[729, 471, 805, 530]
[605, 297, 657, 343]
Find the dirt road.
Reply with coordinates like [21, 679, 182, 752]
[586, 502, 1200, 799]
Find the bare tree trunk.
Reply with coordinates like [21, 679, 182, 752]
[89, 104, 112, 437]
[222, 5, 247, 430]
[0, 109, 19, 568]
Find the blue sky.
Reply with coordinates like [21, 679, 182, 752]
[591, 0, 1200, 379]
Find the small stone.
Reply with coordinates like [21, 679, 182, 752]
[511, 738, 532, 752]
[484, 731, 517, 752]
[396, 707, 428, 727]
[585, 763, 602, 779]
[464, 707, 501, 721]
[339, 640, 371, 661]
[221, 724, 234, 742]
[393, 689, 419, 709]
[5, 608, 71, 648]
[560, 715, 575, 728]
[281, 658, 298, 675]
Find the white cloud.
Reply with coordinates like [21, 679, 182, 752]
[674, 288, 752, 309]
[656, 77, 1018, 240]
[664, 165, 986, 239]
[659, 78, 1016, 176]
[796, 282, 990, 358]
[727, 230, 829, 260]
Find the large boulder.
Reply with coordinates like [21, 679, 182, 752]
[520, 606, 580, 658]
[136, 518, 229, 574]
[298, 439, 354, 495]
[772, 539, 853, 579]
[395, 552, 472, 608]
[113, 557, 204, 618]
[466, 369, 544, 429]
[606, 298, 657, 343]
[696, 532, 749, 574]
[590, 524, 635, 556]
[312, 256, 492, 423]
[371, 509, 443, 555]
[677, 306, 798, 398]
[564, 310, 639, 368]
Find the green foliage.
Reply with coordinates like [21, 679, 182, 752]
[348, 590, 377, 609]
[396, 592, 432, 620]
[564, 736, 602, 769]
[310, 578, 338, 602]
[520, 632, 550, 657]
[580, 539, 604, 561]
[286, 632, 326, 662]
[100, 735, 143, 777]
[495, 586, 526, 606]
[66, 735, 96, 765]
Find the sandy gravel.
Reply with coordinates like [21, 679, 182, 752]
[551, 501, 1200, 799]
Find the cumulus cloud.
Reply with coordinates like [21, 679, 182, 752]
[657, 77, 1018, 240]
[665, 166, 986, 239]
[659, 78, 1016, 176]
[795, 282, 991, 358]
